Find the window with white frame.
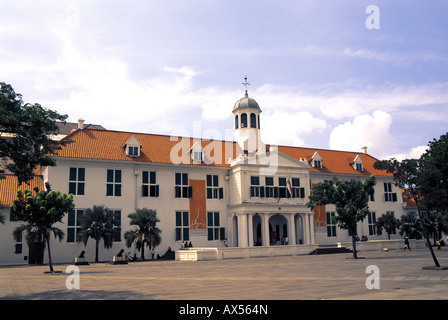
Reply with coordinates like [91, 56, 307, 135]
[142, 171, 159, 197]
[265, 176, 275, 198]
[207, 211, 225, 241]
[175, 211, 189, 241]
[206, 174, 223, 199]
[290, 178, 306, 199]
[69, 167, 85, 195]
[384, 182, 397, 202]
[106, 169, 122, 196]
[67, 209, 84, 243]
[175, 173, 192, 198]
[368, 211, 377, 235]
[326, 212, 337, 237]
[250, 176, 263, 197]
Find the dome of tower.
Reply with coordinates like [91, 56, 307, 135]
[233, 92, 260, 111]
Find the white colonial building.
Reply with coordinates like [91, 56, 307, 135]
[0, 87, 406, 265]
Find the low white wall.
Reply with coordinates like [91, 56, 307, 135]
[175, 240, 428, 261]
[176, 244, 318, 261]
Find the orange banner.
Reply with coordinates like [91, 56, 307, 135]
[189, 180, 207, 229]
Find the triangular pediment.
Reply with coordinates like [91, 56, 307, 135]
[229, 146, 310, 170]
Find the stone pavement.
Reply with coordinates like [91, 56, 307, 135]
[1, 247, 448, 300]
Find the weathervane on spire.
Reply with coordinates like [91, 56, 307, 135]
[242, 76, 250, 97]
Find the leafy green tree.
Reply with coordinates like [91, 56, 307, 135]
[307, 175, 376, 259]
[0, 82, 71, 185]
[421, 211, 448, 245]
[124, 208, 161, 260]
[420, 132, 448, 213]
[10, 183, 74, 272]
[374, 158, 441, 267]
[376, 212, 400, 240]
[77, 205, 116, 263]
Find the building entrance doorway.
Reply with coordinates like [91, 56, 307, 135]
[269, 214, 288, 245]
[252, 214, 262, 246]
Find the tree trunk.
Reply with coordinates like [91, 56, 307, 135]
[141, 243, 145, 260]
[95, 239, 99, 263]
[46, 232, 54, 272]
[351, 234, 358, 259]
[416, 201, 440, 267]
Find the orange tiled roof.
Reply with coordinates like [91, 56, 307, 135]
[0, 174, 44, 205]
[278, 145, 391, 176]
[54, 128, 392, 176]
[55, 129, 238, 167]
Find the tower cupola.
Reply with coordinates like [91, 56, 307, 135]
[233, 76, 263, 155]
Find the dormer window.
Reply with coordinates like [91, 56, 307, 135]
[311, 152, 323, 169]
[128, 146, 139, 156]
[193, 151, 203, 162]
[190, 141, 204, 163]
[125, 136, 141, 157]
[352, 155, 364, 171]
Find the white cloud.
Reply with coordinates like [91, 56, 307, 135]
[329, 111, 394, 157]
[261, 111, 326, 147]
[384, 145, 428, 161]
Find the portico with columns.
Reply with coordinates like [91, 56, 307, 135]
[229, 210, 315, 248]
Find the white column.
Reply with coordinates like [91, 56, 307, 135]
[262, 213, 271, 246]
[237, 213, 248, 247]
[309, 213, 315, 244]
[287, 214, 296, 245]
[304, 213, 310, 244]
[248, 214, 254, 247]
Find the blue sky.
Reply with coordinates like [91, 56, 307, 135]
[1, 1, 447, 160]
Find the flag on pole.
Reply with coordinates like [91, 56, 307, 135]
[286, 177, 293, 197]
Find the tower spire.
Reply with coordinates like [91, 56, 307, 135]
[242, 76, 250, 97]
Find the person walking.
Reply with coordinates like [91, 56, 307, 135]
[404, 236, 411, 251]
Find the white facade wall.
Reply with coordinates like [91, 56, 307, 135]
[0, 156, 407, 265]
[12, 158, 228, 265]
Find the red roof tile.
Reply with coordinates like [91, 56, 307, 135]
[0, 174, 44, 205]
[54, 128, 392, 176]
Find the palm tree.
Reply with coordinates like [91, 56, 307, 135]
[399, 212, 422, 239]
[124, 208, 161, 260]
[13, 223, 64, 267]
[376, 212, 400, 240]
[77, 205, 115, 262]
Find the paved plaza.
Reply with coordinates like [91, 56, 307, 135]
[1, 247, 448, 300]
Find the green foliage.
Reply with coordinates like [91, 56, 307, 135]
[307, 175, 376, 258]
[10, 182, 74, 229]
[376, 212, 400, 240]
[399, 212, 422, 239]
[0, 82, 71, 185]
[77, 205, 117, 262]
[124, 208, 161, 260]
[373, 156, 442, 267]
[420, 133, 448, 213]
[307, 175, 376, 232]
[10, 182, 74, 271]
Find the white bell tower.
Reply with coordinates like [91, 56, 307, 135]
[232, 76, 263, 156]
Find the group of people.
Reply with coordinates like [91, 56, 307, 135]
[181, 241, 193, 248]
